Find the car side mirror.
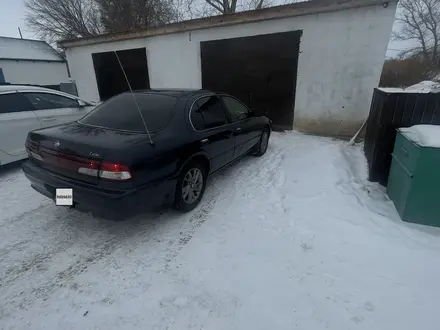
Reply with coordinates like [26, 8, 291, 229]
[78, 100, 87, 108]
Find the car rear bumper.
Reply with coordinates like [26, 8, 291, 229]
[22, 161, 176, 219]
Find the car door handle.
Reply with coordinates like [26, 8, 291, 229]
[42, 117, 56, 122]
[235, 127, 242, 132]
[200, 138, 209, 145]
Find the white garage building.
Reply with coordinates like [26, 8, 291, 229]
[60, 0, 397, 135]
[0, 37, 70, 86]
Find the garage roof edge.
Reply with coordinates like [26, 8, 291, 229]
[59, 0, 396, 49]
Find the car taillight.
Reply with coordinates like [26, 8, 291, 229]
[78, 161, 100, 177]
[29, 150, 43, 161]
[78, 161, 132, 181]
[26, 140, 43, 161]
[99, 162, 132, 181]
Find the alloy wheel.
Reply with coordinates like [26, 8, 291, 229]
[182, 168, 203, 204]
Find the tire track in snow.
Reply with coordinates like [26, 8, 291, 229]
[0, 201, 52, 230]
[155, 141, 290, 273]
[1, 224, 146, 317]
[160, 193, 218, 273]
[232, 140, 294, 215]
[1, 184, 225, 317]
[0, 204, 166, 318]
[1, 178, 228, 317]
[154, 156, 264, 273]
[0, 240, 120, 318]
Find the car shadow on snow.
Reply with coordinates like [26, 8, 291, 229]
[0, 160, 26, 179]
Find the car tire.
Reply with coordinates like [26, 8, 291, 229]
[253, 128, 270, 157]
[174, 162, 207, 212]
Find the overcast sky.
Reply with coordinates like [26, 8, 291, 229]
[0, 0, 32, 39]
[0, 0, 410, 58]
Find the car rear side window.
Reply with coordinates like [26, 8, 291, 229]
[190, 96, 227, 130]
[0, 93, 34, 114]
[221, 96, 250, 122]
[80, 93, 177, 132]
[23, 93, 79, 110]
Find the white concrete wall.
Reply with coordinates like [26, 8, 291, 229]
[66, 3, 397, 135]
[0, 60, 69, 85]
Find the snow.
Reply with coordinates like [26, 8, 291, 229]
[400, 125, 440, 148]
[377, 87, 408, 93]
[378, 80, 440, 94]
[406, 80, 440, 93]
[1, 132, 440, 330]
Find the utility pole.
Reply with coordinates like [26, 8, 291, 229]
[18, 27, 23, 39]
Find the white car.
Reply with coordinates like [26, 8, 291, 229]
[0, 85, 95, 166]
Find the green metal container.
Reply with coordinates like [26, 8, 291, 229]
[387, 129, 440, 227]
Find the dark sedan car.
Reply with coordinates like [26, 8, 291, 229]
[22, 89, 271, 219]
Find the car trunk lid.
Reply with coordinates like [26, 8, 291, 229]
[26, 122, 147, 185]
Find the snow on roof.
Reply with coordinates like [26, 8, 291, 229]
[400, 125, 440, 148]
[0, 37, 64, 62]
[379, 81, 440, 94]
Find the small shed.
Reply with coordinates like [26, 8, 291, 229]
[0, 37, 70, 86]
[60, 0, 398, 135]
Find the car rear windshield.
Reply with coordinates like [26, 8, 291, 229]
[79, 93, 177, 132]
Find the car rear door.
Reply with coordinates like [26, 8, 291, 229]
[220, 95, 260, 158]
[20, 91, 89, 127]
[0, 92, 42, 157]
[189, 95, 234, 172]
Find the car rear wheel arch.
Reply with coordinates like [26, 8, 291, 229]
[178, 153, 210, 178]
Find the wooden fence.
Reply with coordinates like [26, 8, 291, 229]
[364, 88, 440, 185]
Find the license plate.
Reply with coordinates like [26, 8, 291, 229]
[55, 188, 73, 206]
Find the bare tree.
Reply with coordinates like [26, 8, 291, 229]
[203, 0, 270, 14]
[201, 0, 310, 16]
[393, 0, 440, 66]
[25, 0, 102, 43]
[26, 0, 180, 42]
[172, 0, 197, 21]
[97, 0, 178, 33]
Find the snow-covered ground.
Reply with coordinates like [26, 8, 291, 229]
[1, 132, 440, 330]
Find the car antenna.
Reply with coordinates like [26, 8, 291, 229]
[114, 51, 154, 145]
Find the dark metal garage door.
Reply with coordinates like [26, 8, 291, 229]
[92, 48, 150, 101]
[200, 31, 301, 130]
